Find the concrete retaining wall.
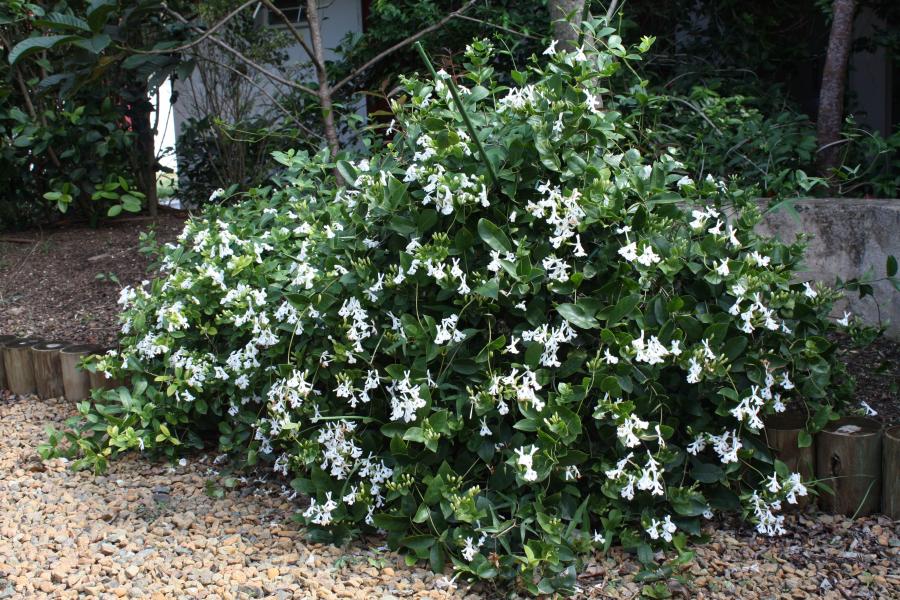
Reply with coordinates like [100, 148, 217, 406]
[756, 199, 900, 340]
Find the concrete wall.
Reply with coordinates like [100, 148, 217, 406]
[756, 199, 900, 339]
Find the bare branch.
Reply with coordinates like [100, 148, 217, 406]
[132, 0, 259, 55]
[162, 4, 318, 96]
[332, 0, 478, 94]
[258, 0, 324, 73]
[194, 55, 325, 141]
[454, 14, 540, 40]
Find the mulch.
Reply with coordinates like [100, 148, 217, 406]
[0, 214, 185, 347]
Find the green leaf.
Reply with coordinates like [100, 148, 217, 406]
[72, 33, 111, 54]
[34, 13, 91, 32]
[107, 204, 123, 217]
[336, 160, 358, 186]
[477, 218, 512, 253]
[797, 430, 812, 448]
[474, 278, 499, 300]
[8, 35, 80, 65]
[887, 255, 898, 278]
[556, 303, 599, 329]
[604, 294, 641, 324]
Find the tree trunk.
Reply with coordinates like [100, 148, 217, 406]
[549, 0, 587, 51]
[60, 344, 98, 402]
[31, 341, 66, 399]
[306, 0, 341, 161]
[884, 425, 900, 519]
[0, 336, 19, 390]
[133, 95, 159, 217]
[764, 413, 815, 509]
[816, 416, 882, 517]
[816, 0, 856, 178]
[2, 339, 41, 396]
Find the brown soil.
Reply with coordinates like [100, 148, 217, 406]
[0, 214, 185, 347]
[835, 334, 900, 425]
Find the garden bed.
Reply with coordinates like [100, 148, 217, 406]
[0, 393, 897, 599]
[0, 215, 185, 346]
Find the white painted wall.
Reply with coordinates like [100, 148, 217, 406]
[171, 0, 364, 143]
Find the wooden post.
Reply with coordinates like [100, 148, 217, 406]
[60, 344, 98, 402]
[31, 341, 67, 399]
[816, 416, 883, 517]
[884, 425, 900, 520]
[764, 412, 815, 508]
[0, 335, 19, 390]
[2, 338, 42, 396]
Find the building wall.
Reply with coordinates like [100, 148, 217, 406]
[171, 0, 364, 143]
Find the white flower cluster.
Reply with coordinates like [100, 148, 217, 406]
[521, 321, 577, 367]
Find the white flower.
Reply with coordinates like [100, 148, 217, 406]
[860, 401, 878, 416]
[714, 259, 730, 277]
[461, 536, 484, 562]
[543, 39, 559, 55]
[618, 241, 638, 262]
[564, 465, 581, 481]
[542, 255, 570, 282]
[617, 415, 649, 448]
[434, 314, 466, 345]
[505, 336, 520, 354]
[748, 251, 771, 267]
[479, 417, 492, 437]
[803, 282, 817, 298]
[837, 311, 851, 327]
[676, 175, 694, 188]
[604, 348, 619, 364]
[661, 515, 677, 541]
[593, 530, 606, 544]
[514, 445, 539, 482]
[784, 473, 808, 504]
[636, 245, 661, 266]
[767, 473, 781, 493]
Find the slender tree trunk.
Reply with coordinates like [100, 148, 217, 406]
[305, 0, 340, 160]
[133, 98, 159, 217]
[816, 0, 856, 179]
[549, 0, 587, 51]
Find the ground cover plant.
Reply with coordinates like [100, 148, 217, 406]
[50, 23, 854, 595]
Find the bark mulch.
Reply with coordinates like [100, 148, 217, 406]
[0, 214, 185, 347]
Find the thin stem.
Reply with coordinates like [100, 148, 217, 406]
[259, 0, 325, 74]
[414, 41, 498, 189]
[130, 0, 259, 55]
[332, 0, 478, 94]
[162, 5, 317, 96]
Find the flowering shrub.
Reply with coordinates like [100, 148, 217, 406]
[56, 27, 851, 595]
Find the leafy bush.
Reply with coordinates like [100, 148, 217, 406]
[55, 28, 851, 594]
[630, 88, 821, 198]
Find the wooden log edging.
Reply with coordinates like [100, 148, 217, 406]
[60, 344, 99, 402]
[764, 412, 815, 509]
[31, 341, 67, 399]
[884, 425, 900, 520]
[2, 338, 43, 396]
[0, 335, 19, 389]
[816, 416, 883, 517]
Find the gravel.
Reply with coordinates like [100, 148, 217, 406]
[1, 392, 897, 599]
[0, 393, 474, 599]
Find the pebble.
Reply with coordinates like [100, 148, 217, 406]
[2, 394, 898, 600]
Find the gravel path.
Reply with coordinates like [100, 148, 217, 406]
[0, 394, 470, 600]
[1, 393, 898, 599]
